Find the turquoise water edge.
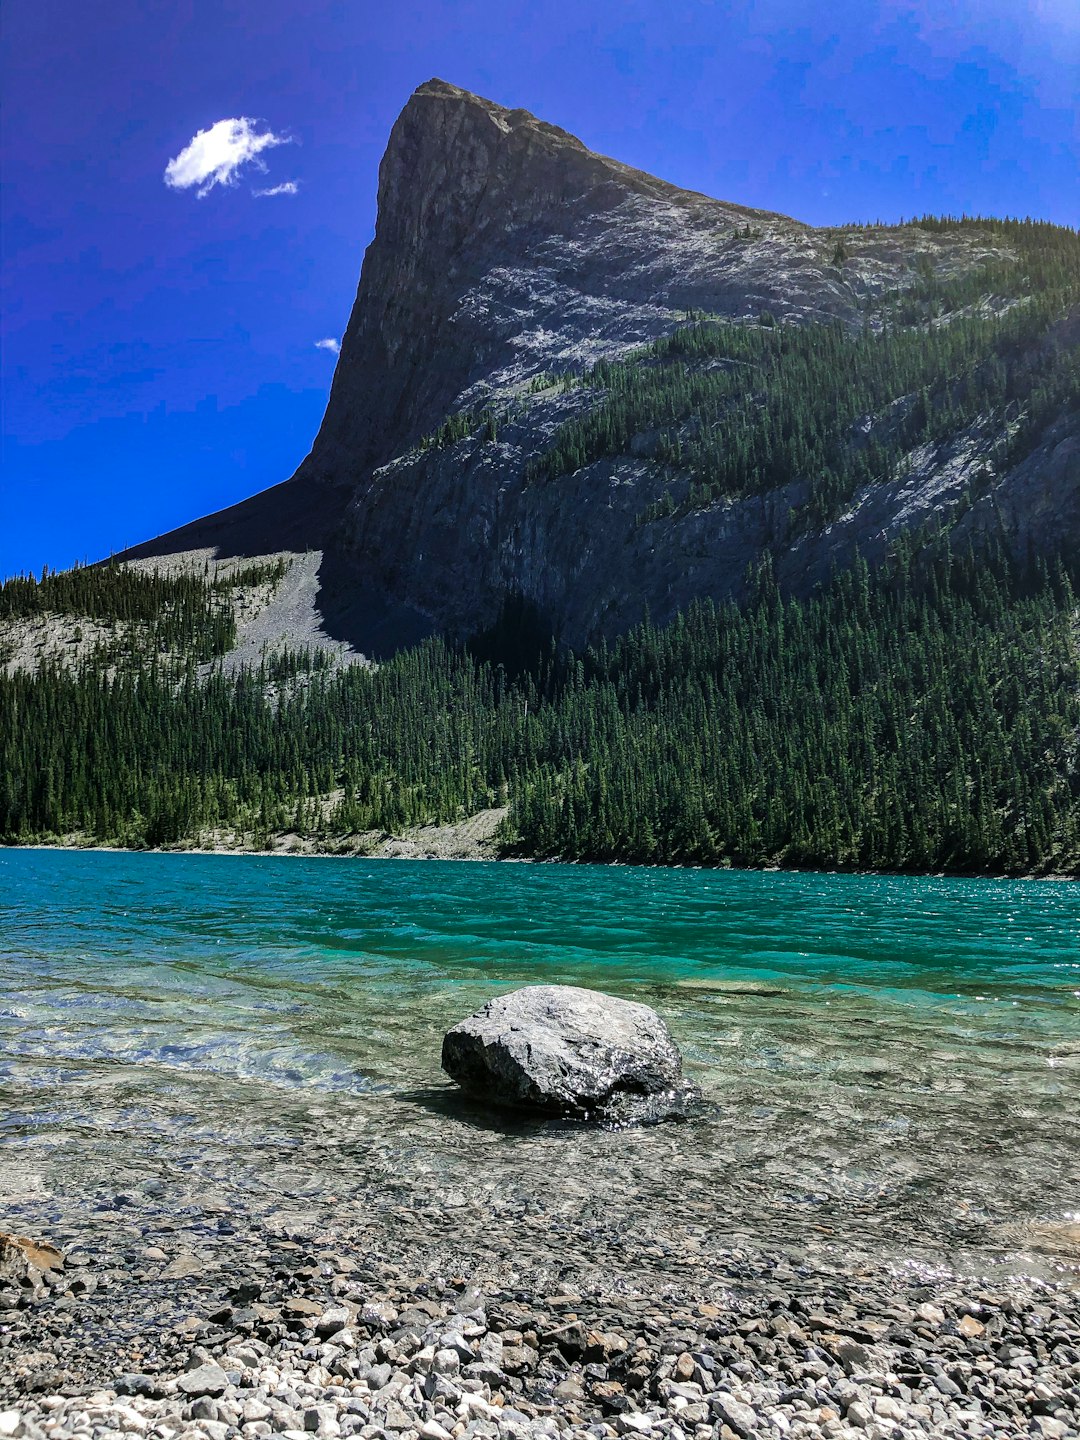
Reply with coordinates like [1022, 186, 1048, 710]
[2, 848, 1078, 1279]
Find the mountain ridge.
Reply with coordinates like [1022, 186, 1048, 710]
[119, 80, 1079, 656]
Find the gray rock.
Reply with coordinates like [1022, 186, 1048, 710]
[316, 1305, 353, 1339]
[175, 1363, 229, 1398]
[441, 985, 699, 1122]
[709, 1392, 758, 1434]
[846, 1398, 874, 1428]
[431, 1348, 460, 1375]
[114, 1374, 168, 1399]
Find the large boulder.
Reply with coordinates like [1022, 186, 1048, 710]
[441, 984, 699, 1123]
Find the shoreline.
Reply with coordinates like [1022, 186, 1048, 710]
[4, 1185, 1079, 1439]
[4, 848, 1078, 1437]
[4, 835, 1077, 882]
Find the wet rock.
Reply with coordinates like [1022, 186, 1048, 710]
[161, 1252, 203, 1280]
[0, 1235, 64, 1297]
[441, 985, 699, 1122]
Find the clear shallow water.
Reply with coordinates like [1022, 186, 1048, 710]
[1, 849, 1078, 1280]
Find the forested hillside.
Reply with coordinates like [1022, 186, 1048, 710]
[3, 540, 1078, 874]
[529, 218, 1078, 530]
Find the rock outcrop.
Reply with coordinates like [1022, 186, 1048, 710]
[441, 984, 699, 1123]
[121, 79, 1080, 656]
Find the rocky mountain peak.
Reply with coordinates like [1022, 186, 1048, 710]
[301, 80, 791, 491]
[119, 82, 1078, 660]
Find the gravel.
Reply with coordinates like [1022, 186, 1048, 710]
[2, 1197, 1078, 1440]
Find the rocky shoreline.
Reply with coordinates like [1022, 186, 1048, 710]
[5, 839, 1078, 881]
[3, 1197, 1078, 1440]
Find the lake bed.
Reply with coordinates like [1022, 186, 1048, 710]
[2, 851, 1078, 1435]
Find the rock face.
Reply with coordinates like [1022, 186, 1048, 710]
[441, 984, 699, 1123]
[123, 79, 1080, 656]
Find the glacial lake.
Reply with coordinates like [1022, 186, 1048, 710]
[2, 849, 1078, 1282]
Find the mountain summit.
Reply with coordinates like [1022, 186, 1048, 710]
[124, 81, 1080, 655]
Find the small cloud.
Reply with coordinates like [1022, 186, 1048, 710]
[165, 118, 289, 197]
[315, 338, 341, 355]
[254, 180, 299, 197]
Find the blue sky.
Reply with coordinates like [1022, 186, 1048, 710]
[2, 0, 1077, 578]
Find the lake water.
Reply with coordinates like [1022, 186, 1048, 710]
[2, 849, 1078, 1283]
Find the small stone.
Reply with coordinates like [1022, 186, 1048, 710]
[584, 1330, 629, 1363]
[1033, 1420, 1069, 1439]
[674, 1353, 695, 1382]
[114, 1374, 167, 1399]
[316, 1306, 353, 1339]
[437, 1332, 473, 1363]
[162, 1252, 204, 1280]
[874, 1397, 905, 1422]
[616, 1417, 655, 1434]
[846, 1399, 874, 1428]
[419, 1425, 453, 1440]
[360, 1301, 398, 1327]
[501, 1344, 539, 1374]
[285, 1296, 324, 1319]
[0, 1413, 21, 1439]
[916, 1303, 944, 1326]
[957, 1315, 985, 1338]
[175, 1363, 229, 1399]
[554, 1377, 585, 1402]
[710, 1393, 757, 1435]
[111, 1403, 149, 1432]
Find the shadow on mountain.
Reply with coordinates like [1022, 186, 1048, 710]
[466, 593, 559, 679]
[313, 544, 436, 660]
[117, 476, 341, 564]
[117, 476, 437, 659]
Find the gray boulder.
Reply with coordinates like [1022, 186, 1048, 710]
[441, 984, 699, 1123]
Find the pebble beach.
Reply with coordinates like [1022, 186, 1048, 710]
[2, 1177, 1079, 1440]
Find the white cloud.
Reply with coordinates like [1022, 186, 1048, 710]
[165, 118, 289, 197]
[254, 180, 299, 197]
[315, 338, 341, 355]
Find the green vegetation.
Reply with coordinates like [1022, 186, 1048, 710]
[0, 559, 290, 664]
[4, 219, 1079, 872]
[530, 220, 1079, 527]
[2, 543, 1078, 874]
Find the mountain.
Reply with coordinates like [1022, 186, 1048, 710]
[118, 78, 1080, 655]
[3, 82, 1079, 872]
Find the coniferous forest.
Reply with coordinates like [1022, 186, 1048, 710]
[3, 217, 1079, 874]
[2, 540, 1078, 874]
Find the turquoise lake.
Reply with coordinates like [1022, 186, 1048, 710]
[2, 849, 1078, 1281]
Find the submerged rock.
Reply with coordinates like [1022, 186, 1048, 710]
[0, 1233, 64, 1297]
[441, 984, 699, 1122]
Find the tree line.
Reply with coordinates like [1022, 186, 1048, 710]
[528, 219, 1079, 528]
[2, 541, 1077, 875]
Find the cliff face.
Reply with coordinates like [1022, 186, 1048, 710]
[128, 79, 1080, 653]
[302, 78, 832, 487]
